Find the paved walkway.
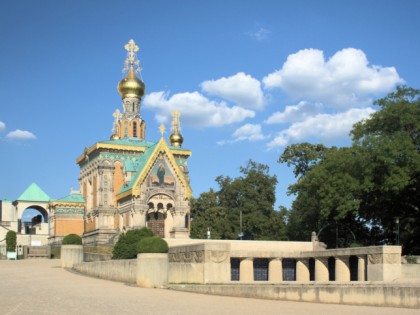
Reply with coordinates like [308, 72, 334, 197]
[1, 259, 419, 315]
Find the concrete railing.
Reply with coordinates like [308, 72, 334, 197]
[64, 249, 168, 288]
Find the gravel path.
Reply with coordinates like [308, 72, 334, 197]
[1, 259, 419, 315]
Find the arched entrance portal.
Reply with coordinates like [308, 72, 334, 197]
[146, 212, 166, 237]
[146, 194, 174, 238]
[21, 206, 49, 235]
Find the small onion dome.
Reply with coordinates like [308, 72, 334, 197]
[169, 130, 183, 147]
[117, 67, 145, 99]
[110, 133, 119, 140]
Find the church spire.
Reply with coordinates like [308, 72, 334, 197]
[112, 39, 146, 140]
[169, 110, 184, 147]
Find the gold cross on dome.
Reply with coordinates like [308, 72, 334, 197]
[159, 124, 165, 137]
[171, 110, 181, 131]
[123, 39, 141, 73]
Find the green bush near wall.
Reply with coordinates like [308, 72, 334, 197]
[112, 227, 154, 259]
[51, 246, 61, 259]
[6, 231, 17, 252]
[62, 234, 82, 245]
[137, 237, 168, 254]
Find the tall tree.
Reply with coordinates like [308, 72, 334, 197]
[280, 86, 420, 253]
[190, 160, 287, 240]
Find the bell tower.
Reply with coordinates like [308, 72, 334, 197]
[112, 39, 146, 140]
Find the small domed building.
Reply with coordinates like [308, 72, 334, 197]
[51, 40, 192, 245]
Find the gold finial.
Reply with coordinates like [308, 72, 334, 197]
[159, 124, 165, 137]
[171, 110, 181, 132]
[169, 110, 184, 147]
[112, 109, 122, 134]
[123, 39, 141, 73]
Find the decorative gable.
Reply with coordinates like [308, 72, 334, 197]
[116, 137, 192, 200]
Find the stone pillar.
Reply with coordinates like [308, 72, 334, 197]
[61, 245, 83, 268]
[268, 258, 282, 282]
[137, 253, 168, 288]
[315, 258, 329, 282]
[358, 256, 366, 281]
[335, 257, 350, 281]
[296, 259, 310, 282]
[239, 258, 254, 282]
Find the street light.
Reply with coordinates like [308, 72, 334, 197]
[238, 209, 244, 240]
[395, 218, 400, 246]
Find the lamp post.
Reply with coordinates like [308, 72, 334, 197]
[238, 210, 243, 240]
[395, 218, 400, 246]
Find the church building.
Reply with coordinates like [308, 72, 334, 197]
[54, 40, 192, 245]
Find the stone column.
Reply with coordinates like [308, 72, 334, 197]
[268, 258, 282, 282]
[335, 257, 350, 281]
[296, 259, 310, 282]
[315, 258, 329, 282]
[239, 258, 254, 282]
[357, 256, 365, 281]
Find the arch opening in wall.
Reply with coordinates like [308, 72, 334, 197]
[328, 257, 336, 281]
[349, 255, 359, 281]
[20, 206, 48, 235]
[231, 258, 240, 281]
[254, 258, 269, 281]
[309, 258, 315, 281]
[282, 259, 296, 281]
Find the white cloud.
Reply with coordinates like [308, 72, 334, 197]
[218, 123, 266, 145]
[6, 129, 37, 140]
[247, 27, 271, 41]
[143, 91, 255, 128]
[263, 48, 403, 109]
[267, 107, 376, 149]
[0, 121, 5, 132]
[233, 123, 266, 142]
[265, 101, 323, 124]
[201, 72, 265, 109]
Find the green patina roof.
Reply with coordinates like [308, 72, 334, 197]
[100, 138, 156, 148]
[124, 160, 138, 172]
[17, 183, 50, 202]
[54, 193, 85, 203]
[118, 143, 158, 194]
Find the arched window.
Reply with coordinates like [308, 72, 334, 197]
[132, 121, 137, 137]
[124, 122, 128, 137]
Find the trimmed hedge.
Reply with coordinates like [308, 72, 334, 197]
[62, 234, 82, 245]
[6, 231, 17, 252]
[112, 227, 154, 259]
[137, 237, 168, 254]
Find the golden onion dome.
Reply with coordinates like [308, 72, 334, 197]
[169, 130, 184, 147]
[117, 67, 145, 99]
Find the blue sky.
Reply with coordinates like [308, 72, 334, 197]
[1, 0, 420, 214]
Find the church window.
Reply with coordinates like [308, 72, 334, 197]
[124, 122, 128, 137]
[133, 121, 137, 137]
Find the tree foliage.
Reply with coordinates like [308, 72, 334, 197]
[280, 86, 420, 253]
[190, 160, 287, 240]
[112, 227, 154, 259]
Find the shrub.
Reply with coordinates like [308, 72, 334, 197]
[62, 234, 82, 245]
[6, 231, 17, 252]
[112, 227, 153, 259]
[137, 237, 168, 254]
[406, 255, 418, 264]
